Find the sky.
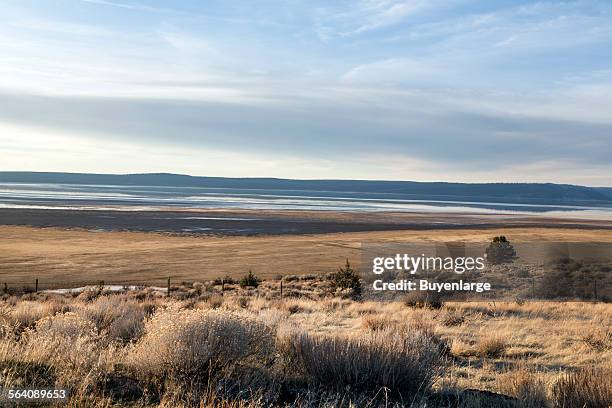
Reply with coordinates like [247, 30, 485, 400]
[0, 0, 611, 185]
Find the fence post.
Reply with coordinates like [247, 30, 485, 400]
[221, 278, 225, 293]
[3, 282, 7, 294]
[280, 279, 283, 299]
[531, 278, 535, 298]
[167, 277, 171, 297]
[35, 278, 38, 293]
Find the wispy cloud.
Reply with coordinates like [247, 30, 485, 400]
[353, 0, 431, 33]
[311, 0, 449, 38]
[78, 0, 178, 14]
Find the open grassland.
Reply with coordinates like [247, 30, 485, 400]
[0, 279, 610, 407]
[0, 225, 610, 406]
[1, 225, 612, 288]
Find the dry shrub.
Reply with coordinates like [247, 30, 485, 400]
[126, 308, 272, 386]
[551, 366, 611, 408]
[231, 296, 250, 309]
[361, 315, 395, 331]
[440, 308, 465, 326]
[281, 327, 441, 397]
[6, 301, 64, 332]
[286, 304, 301, 314]
[275, 324, 302, 370]
[77, 296, 146, 343]
[404, 290, 444, 309]
[192, 282, 205, 294]
[26, 313, 102, 377]
[361, 313, 442, 354]
[321, 298, 350, 312]
[246, 297, 270, 312]
[452, 390, 523, 408]
[406, 311, 437, 336]
[346, 301, 378, 316]
[77, 288, 103, 302]
[362, 309, 440, 336]
[128, 287, 160, 301]
[257, 308, 288, 329]
[0, 306, 14, 338]
[281, 300, 312, 315]
[141, 300, 158, 317]
[202, 293, 224, 309]
[499, 366, 549, 408]
[32, 312, 96, 341]
[450, 338, 473, 357]
[477, 333, 508, 358]
[581, 325, 611, 351]
[0, 340, 57, 389]
[5, 312, 112, 392]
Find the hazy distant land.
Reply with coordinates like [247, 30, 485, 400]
[2, 171, 611, 206]
[1, 172, 612, 236]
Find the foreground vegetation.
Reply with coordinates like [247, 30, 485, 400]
[0, 276, 610, 407]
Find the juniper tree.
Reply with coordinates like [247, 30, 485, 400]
[239, 270, 260, 288]
[485, 236, 518, 264]
[328, 259, 362, 298]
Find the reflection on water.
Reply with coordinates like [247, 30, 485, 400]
[1, 182, 611, 220]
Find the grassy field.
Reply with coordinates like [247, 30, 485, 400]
[2, 225, 612, 288]
[0, 275, 610, 407]
[0, 225, 610, 406]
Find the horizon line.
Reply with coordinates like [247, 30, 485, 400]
[1, 170, 610, 189]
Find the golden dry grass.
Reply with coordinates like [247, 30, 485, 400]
[2, 225, 611, 288]
[0, 280, 610, 407]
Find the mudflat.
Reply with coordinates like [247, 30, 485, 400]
[1, 213, 611, 289]
[0, 207, 611, 235]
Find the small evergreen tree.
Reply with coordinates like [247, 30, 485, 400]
[328, 259, 362, 298]
[239, 270, 260, 288]
[485, 236, 518, 264]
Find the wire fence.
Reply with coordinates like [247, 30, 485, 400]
[1, 277, 176, 294]
[1, 277, 286, 297]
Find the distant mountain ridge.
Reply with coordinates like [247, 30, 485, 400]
[1, 171, 611, 206]
[596, 187, 612, 200]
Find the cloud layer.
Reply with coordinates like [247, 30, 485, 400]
[0, 0, 611, 185]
